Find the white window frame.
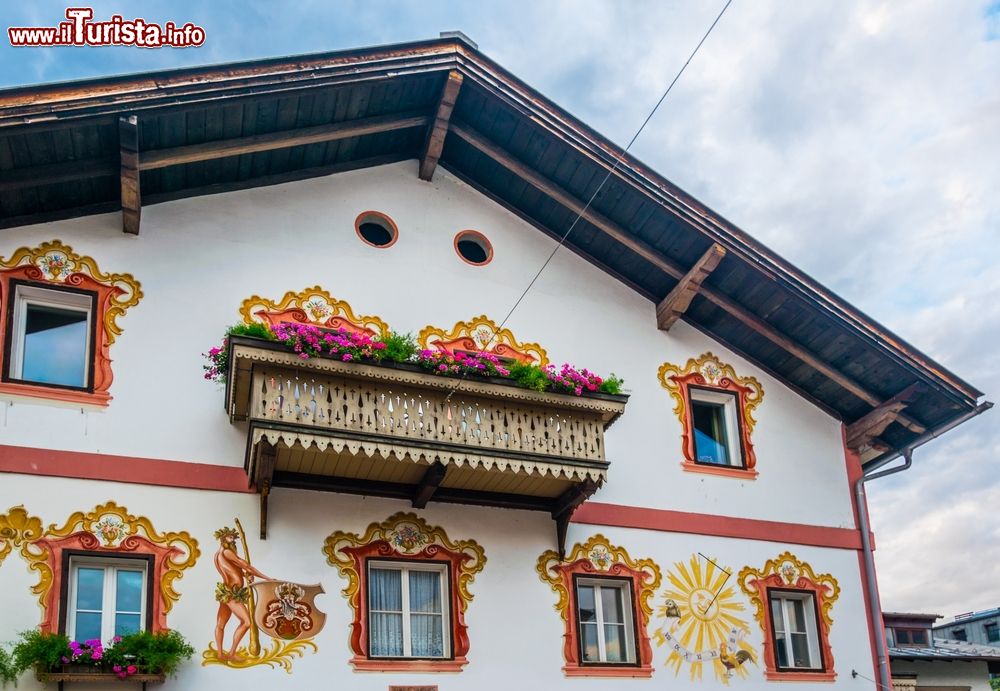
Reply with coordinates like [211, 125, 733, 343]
[367, 560, 450, 659]
[769, 591, 823, 670]
[8, 284, 93, 387]
[66, 556, 148, 643]
[689, 387, 743, 467]
[575, 577, 637, 665]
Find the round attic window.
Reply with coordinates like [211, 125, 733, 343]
[355, 211, 399, 248]
[454, 230, 493, 266]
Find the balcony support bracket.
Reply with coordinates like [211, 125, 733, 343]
[254, 441, 277, 540]
[552, 479, 599, 559]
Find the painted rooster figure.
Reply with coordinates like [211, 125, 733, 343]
[719, 642, 753, 678]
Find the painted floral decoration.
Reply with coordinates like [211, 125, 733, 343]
[93, 515, 126, 546]
[390, 524, 429, 553]
[588, 546, 612, 570]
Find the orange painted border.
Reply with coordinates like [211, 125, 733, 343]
[0, 445, 252, 493]
[453, 230, 494, 266]
[354, 210, 399, 249]
[571, 502, 864, 551]
[680, 461, 759, 480]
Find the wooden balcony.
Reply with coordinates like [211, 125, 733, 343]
[225, 337, 628, 554]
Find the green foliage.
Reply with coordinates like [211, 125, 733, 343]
[988, 677, 999, 691]
[226, 322, 276, 341]
[598, 374, 624, 395]
[10, 630, 71, 677]
[377, 331, 418, 363]
[508, 362, 550, 392]
[0, 644, 17, 686]
[105, 630, 195, 676]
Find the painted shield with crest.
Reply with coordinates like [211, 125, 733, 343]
[250, 580, 327, 642]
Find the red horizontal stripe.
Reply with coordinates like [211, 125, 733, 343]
[0, 445, 864, 550]
[0, 444, 252, 493]
[572, 502, 864, 550]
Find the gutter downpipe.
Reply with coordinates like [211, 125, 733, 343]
[854, 401, 993, 691]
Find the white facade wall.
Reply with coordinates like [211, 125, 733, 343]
[892, 660, 996, 691]
[0, 160, 875, 689]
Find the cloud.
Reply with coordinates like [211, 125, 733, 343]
[0, 0, 996, 615]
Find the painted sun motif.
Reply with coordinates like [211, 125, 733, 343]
[653, 554, 757, 684]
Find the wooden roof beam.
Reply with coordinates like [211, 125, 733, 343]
[450, 123, 925, 432]
[412, 462, 448, 509]
[138, 112, 429, 171]
[657, 243, 726, 331]
[119, 114, 140, 235]
[419, 71, 463, 181]
[0, 157, 117, 193]
[846, 383, 925, 451]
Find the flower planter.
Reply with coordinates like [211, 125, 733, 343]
[37, 669, 165, 688]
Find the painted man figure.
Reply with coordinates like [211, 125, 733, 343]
[213, 526, 270, 661]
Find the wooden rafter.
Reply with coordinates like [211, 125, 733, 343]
[657, 243, 726, 330]
[412, 462, 448, 509]
[552, 480, 598, 559]
[138, 112, 428, 171]
[119, 115, 140, 235]
[451, 123, 926, 433]
[419, 71, 463, 181]
[846, 383, 925, 451]
[0, 158, 117, 193]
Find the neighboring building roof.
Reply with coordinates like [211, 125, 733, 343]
[890, 638, 1000, 663]
[885, 612, 943, 622]
[0, 36, 987, 451]
[936, 608, 1000, 628]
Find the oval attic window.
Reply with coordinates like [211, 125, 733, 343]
[454, 230, 493, 266]
[355, 211, 398, 248]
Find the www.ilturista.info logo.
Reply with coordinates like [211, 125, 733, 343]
[8, 8, 206, 48]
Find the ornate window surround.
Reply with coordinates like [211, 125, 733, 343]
[536, 535, 661, 678]
[0, 502, 199, 634]
[239, 285, 390, 337]
[417, 314, 548, 366]
[0, 240, 142, 407]
[323, 512, 486, 672]
[738, 552, 840, 682]
[658, 352, 764, 479]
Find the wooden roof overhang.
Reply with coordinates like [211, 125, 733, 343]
[0, 36, 986, 466]
[226, 336, 626, 554]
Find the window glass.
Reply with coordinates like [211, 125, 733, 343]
[986, 623, 999, 643]
[74, 567, 105, 642]
[69, 559, 146, 643]
[11, 285, 92, 388]
[368, 564, 447, 659]
[769, 592, 820, 670]
[692, 400, 729, 464]
[575, 580, 636, 664]
[952, 629, 967, 641]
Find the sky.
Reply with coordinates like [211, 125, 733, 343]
[1, 1, 997, 618]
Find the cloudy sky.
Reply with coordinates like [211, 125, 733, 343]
[2, 1, 997, 618]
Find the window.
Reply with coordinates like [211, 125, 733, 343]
[66, 556, 148, 643]
[986, 622, 999, 643]
[575, 578, 637, 665]
[368, 561, 450, 659]
[453, 230, 493, 266]
[690, 387, 743, 467]
[885, 627, 896, 647]
[895, 628, 929, 647]
[952, 629, 967, 641]
[768, 591, 823, 671]
[355, 211, 398, 248]
[5, 283, 94, 389]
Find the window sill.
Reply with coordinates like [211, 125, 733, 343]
[0, 381, 108, 408]
[681, 461, 758, 480]
[563, 664, 654, 678]
[764, 670, 836, 682]
[350, 657, 468, 673]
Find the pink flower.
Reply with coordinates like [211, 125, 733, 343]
[127, 665, 137, 674]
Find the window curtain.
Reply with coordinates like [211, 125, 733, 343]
[369, 569, 403, 656]
[409, 570, 443, 657]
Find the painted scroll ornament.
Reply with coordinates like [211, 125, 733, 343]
[202, 519, 325, 674]
[653, 554, 758, 684]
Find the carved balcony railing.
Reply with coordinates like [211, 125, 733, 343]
[225, 336, 628, 553]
